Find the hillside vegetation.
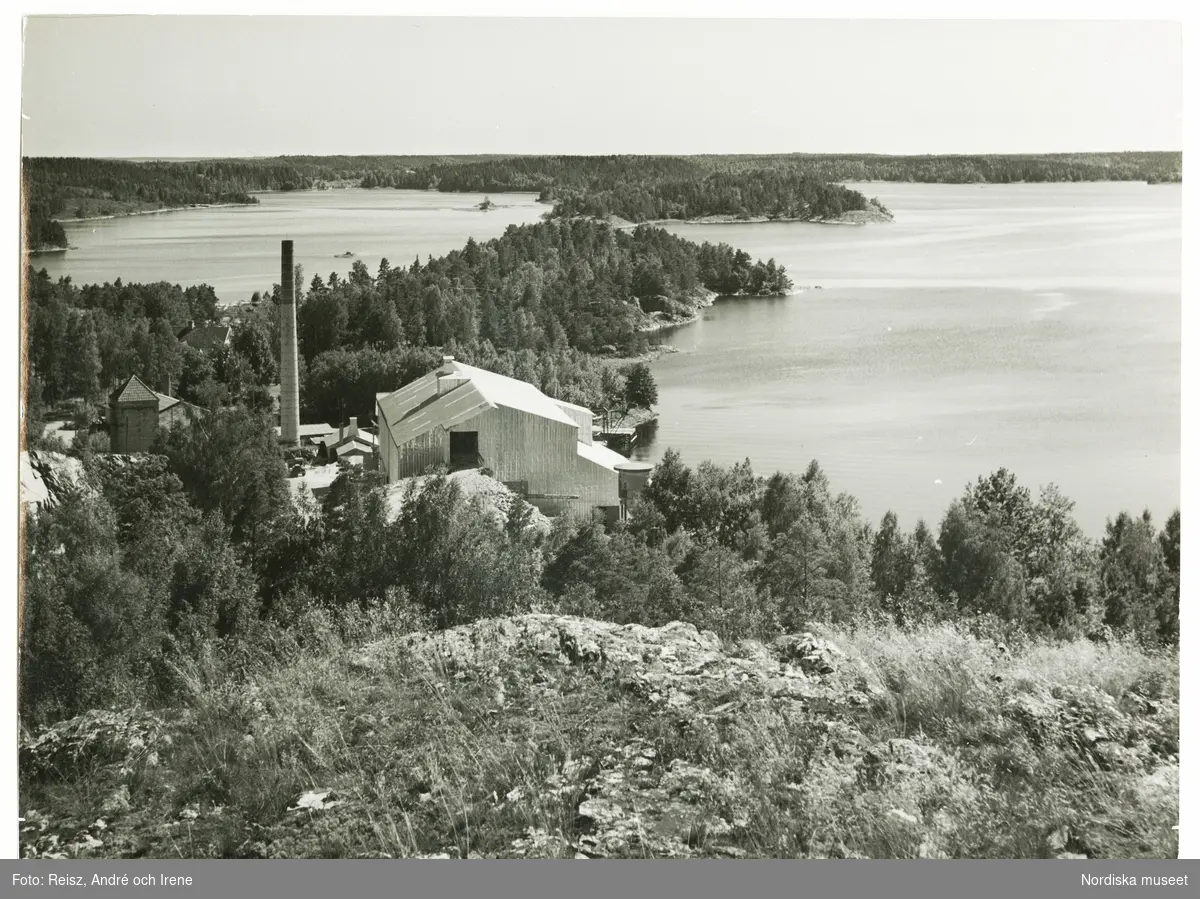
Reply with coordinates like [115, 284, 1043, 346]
[20, 610, 1177, 860]
[19, 440, 1180, 859]
[25, 219, 789, 431]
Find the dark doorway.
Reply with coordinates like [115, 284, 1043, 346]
[449, 431, 480, 469]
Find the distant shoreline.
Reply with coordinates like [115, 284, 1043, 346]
[52, 201, 258, 225]
[637, 286, 796, 335]
[637, 290, 719, 334]
[838, 178, 1181, 185]
[601, 345, 680, 367]
[606, 207, 893, 230]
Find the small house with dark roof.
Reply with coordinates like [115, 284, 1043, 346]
[178, 321, 232, 353]
[108, 375, 196, 453]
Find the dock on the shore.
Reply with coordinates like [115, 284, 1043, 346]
[594, 426, 638, 455]
[593, 408, 658, 456]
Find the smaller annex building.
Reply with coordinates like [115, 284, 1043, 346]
[273, 422, 338, 448]
[375, 356, 629, 520]
[319, 417, 379, 467]
[108, 374, 197, 454]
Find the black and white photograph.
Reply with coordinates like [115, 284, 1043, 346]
[14, 10, 1186, 865]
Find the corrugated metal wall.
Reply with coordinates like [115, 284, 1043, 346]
[395, 426, 450, 478]
[384, 404, 620, 518]
[554, 404, 594, 446]
[570, 451, 621, 509]
[445, 406, 573, 493]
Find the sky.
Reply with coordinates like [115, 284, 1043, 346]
[20, 15, 1183, 158]
[3, 5, 1198, 859]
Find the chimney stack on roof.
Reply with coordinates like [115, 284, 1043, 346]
[278, 240, 301, 447]
[437, 372, 469, 396]
[348, 417, 358, 439]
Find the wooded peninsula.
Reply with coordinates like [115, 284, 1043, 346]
[26, 218, 790, 426]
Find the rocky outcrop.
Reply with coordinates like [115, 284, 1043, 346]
[384, 470, 552, 538]
[20, 608, 1179, 859]
[20, 451, 89, 518]
[816, 198, 893, 225]
[637, 289, 718, 332]
[350, 614, 887, 858]
[21, 708, 176, 783]
[360, 614, 881, 712]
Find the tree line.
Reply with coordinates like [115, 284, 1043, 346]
[367, 155, 874, 222]
[23, 159, 265, 249]
[721, 152, 1183, 184]
[608, 453, 1180, 645]
[20, 417, 1180, 730]
[25, 219, 789, 432]
[294, 220, 790, 364]
[545, 171, 873, 222]
[25, 150, 1180, 249]
[358, 151, 1183, 194]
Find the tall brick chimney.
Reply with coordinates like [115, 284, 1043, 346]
[279, 240, 300, 447]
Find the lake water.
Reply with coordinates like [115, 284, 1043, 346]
[632, 182, 1181, 537]
[35, 189, 548, 304]
[34, 183, 1180, 537]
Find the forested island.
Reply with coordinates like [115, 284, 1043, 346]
[23, 150, 1181, 250]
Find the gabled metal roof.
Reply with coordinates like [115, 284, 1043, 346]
[377, 360, 580, 447]
[333, 438, 376, 458]
[447, 361, 579, 426]
[274, 423, 337, 438]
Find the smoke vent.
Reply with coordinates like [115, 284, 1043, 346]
[279, 240, 301, 447]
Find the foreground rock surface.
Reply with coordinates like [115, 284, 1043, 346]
[362, 614, 883, 713]
[353, 615, 888, 858]
[21, 613, 1179, 860]
[20, 451, 88, 517]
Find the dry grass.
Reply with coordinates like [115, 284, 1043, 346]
[20, 614, 1179, 860]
